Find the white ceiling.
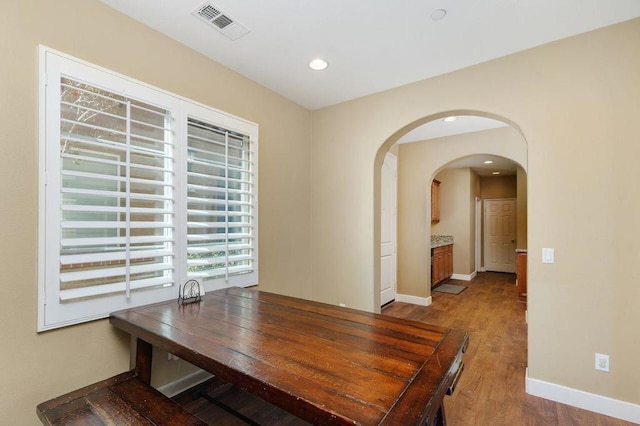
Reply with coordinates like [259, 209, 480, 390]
[101, 0, 640, 111]
[446, 154, 518, 177]
[100, 1, 639, 177]
[398, 116, 508, 144]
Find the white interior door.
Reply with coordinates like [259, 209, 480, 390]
[484, 199, 517, 273]
[380, 153, 397, 305]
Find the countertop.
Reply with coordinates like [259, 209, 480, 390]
[431, 235, 453, 248]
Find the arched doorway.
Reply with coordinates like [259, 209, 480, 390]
[374, 111, 528, 306]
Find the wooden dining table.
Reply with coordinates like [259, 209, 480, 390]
[109, 287, 468, 425]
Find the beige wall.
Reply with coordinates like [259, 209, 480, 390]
[311, 18, 640, 408]
[396, 127, 526, 299]
[517, 166, 528, 249]
[431, 168, 475, 275]
[0, 1, 312, 423]
[481, 175, 517, 199]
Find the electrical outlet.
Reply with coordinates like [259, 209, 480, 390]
[595, 353, 609, 372]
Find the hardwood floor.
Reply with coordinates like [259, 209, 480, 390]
[382, 272, 632, 426]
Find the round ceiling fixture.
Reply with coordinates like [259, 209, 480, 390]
[442, 116, 457, 123]
[308, 58, 329, 71]
[492, 171, 501, 175]
[484, 160, 494, 164]
[431, 9, 447, 21]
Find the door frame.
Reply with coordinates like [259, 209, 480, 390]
[380, 152, 397, 305]
[475, 197, 482, 273]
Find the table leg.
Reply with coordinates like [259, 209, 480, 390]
[135, 339, 153, 384]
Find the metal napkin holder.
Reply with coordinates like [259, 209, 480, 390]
[178, 278, 203, 305]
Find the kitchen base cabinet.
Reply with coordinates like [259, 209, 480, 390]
[516, 251, 527, 304]
[431, 244, 453, 288]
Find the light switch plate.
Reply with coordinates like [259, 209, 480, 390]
[542, 248, 554, 264]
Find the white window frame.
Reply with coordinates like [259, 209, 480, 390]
[38, 46, 258, 331]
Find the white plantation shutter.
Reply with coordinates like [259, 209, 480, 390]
[39, 48, 258, 331]
[185, 112, 258, 288]
[58, 78, 175, 301]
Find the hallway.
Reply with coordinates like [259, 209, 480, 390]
[382, 272, 631, 426]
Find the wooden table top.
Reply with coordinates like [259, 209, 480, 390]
[110, 287, 468, 425]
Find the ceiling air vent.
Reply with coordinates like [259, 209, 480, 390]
[193, 2, 250, 41]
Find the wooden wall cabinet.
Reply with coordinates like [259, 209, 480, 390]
[431, 244, 453, 287]
[431, 179, 441, 223]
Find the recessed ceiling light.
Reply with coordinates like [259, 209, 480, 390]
[442, 116, 457, 123]
[308, 58, 329, 71]
[431, 9, 447, 21]
[484, 160, 493, 164]
[492, 171, 500, 175]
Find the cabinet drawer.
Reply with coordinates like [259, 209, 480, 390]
[431, 245, 448, 256]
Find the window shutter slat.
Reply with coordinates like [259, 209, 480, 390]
[59, 276, 174, 301]
[61, 248, 173, 265]
[60, 262, 174, 282]
[60, 235, 172, 247]
[61, 221, 173, 229]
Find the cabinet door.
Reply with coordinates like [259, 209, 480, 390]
[434, 252, 440, 284]
[431, 248, 442, 286]
[445, 245, 453, 278]
[432, 245, 454, 286]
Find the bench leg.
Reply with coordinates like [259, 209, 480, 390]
[427, 405, 447, 426]
[434, 404, 447, 426]
[135, 339, 153, 384]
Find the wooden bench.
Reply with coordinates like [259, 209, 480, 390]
[37, 371, 206, 425]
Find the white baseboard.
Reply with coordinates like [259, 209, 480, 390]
[157, 368, 213, 397]
[395, 293, 432, 306]
[526, 368, 640, 424]
[451, 271, 477, 281]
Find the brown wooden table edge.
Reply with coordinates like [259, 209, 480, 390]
[380, 329, 469, 425]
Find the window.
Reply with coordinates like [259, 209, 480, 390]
[186, 116, 256, 283]
[38, 47, 258, 331]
